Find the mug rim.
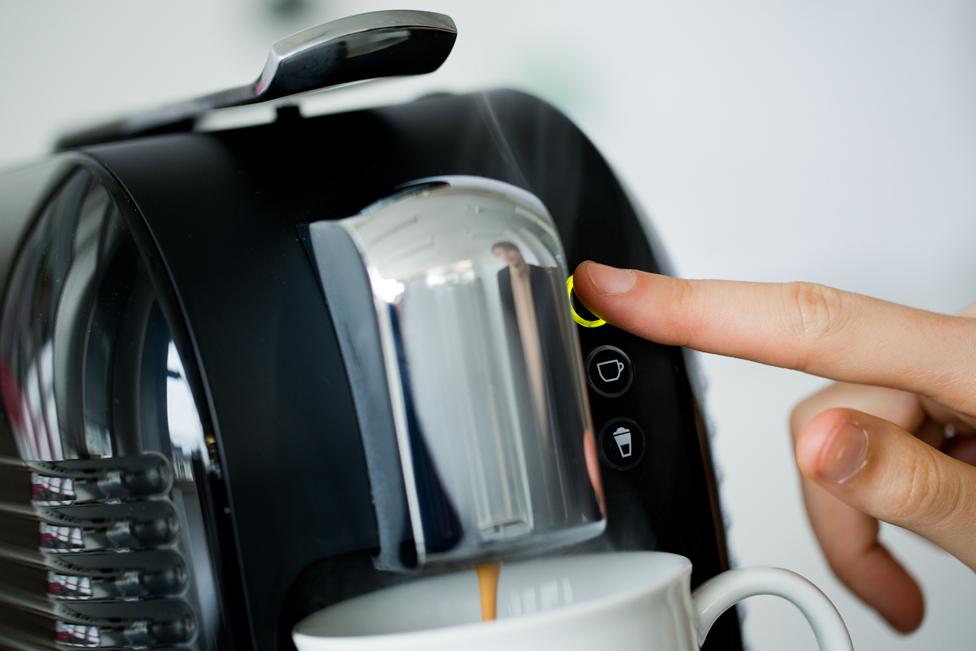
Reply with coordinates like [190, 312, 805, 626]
[293, 551, 693, 647]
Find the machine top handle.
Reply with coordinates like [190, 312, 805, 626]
[56, 10, 457, 150]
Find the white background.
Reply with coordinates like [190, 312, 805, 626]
[2, 1, 974, 649]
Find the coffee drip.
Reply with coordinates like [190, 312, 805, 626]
[475, 562, 502, 622]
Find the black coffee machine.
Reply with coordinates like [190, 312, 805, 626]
[0, 11, 739, 651]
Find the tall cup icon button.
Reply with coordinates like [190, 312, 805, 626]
[612, 427, 633, 458]
[599, 419, 645, 470]
[586, 346, 634, 398]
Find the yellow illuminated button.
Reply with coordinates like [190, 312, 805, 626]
[566, 274, 606, 328]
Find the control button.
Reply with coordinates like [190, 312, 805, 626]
[585, 345, 634, 398]
[598, 418, 646, 470]
[566, 275, 606, 328]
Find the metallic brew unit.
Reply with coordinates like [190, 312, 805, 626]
[0, 10, 738, 651]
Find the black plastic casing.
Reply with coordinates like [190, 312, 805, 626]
[3, 89, 740, 650]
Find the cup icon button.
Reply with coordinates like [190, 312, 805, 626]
[586, 346, 634, 398]
[596, 359, 625, 383]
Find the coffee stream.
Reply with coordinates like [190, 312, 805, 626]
[475, 562, 502, 622]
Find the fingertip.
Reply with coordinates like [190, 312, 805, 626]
[572, 260, 598, 302]
[794, 426, 828, 479]
[571, 261, 605, 320]
[878, 566, 925, 634]
[890, 605, 925, 635]
[794, 408, 857, 479]
[577, 261, 637, 297]
[572, 260, 594, 279]
[799, 410, 927, 634]
[860, 549, 925, 634]
[573, 261, 642, 324]
[829, 541, 924, 635]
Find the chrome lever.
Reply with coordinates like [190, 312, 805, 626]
[56, 10, 457, 149]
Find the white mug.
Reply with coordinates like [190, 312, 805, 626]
[293, 552, 853, 651]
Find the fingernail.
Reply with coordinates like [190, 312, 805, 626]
[584, 263, 636, 295]
[820, 422, 869, 483]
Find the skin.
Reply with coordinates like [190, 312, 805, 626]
[492, 245, 524, 267]
[573, 261, 976, 633]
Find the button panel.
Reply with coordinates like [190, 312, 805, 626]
[585, 345, 634, 398]
[598, 418, 646, 471]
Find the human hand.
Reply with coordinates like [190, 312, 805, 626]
[573, 261, 976, 632]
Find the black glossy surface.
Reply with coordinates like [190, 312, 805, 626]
[302, 222, 416, 572]
[0, 158, 236, 648]
[61, 89, 741, 650]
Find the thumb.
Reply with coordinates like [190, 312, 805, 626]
[796, 408, 976, 568]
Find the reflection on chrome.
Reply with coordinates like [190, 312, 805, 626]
[56, 621, 100, 647]
[505, 576, 576, 617]
[31, 473, 76, 505]
[39, 523, 85, 553]
[164, 338, 222, 644]
[322, 176, 605, 566]
[12, 341, 63, 461]
[47, 572, 94, 600]
[166, 341, 208, 482]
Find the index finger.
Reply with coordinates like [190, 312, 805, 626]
[573, 262, 976, 412]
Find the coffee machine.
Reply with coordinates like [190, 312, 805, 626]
[0, 10, 740, 650]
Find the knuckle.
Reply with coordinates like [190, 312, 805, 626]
[887, 448, 963, 527]
[783, 282, 848, 369]
[923, 315, 976, 420]
[786, 282, 846, 339]
[664, 278, 699, 346]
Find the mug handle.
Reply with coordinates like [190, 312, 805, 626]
[692, 567, 853, 651]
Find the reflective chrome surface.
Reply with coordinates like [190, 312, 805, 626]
[337, 177, 605, 566]
[56, 10, 457, 149]
[256, 10, 456, 96]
